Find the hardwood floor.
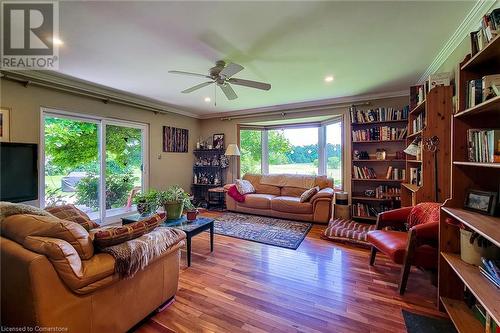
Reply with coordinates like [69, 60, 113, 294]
[134, 214, 442, 333]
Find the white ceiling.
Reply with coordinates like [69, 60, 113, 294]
[57, 1, 475, 116]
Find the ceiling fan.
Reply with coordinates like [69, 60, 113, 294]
[168, 60, 271, 101]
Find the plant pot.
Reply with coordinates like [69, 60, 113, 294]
[186, 210, 199, 221]
[460, 229, 498, 266]
[164, 202, 184, 220]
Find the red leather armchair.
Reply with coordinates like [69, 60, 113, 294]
[367, 202, 440, 294]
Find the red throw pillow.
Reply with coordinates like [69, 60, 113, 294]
[227, 185, 245, 202]
[92, 214, 164, 248]
[407, 202, 441, 228]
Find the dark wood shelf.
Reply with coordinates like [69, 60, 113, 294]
[193, 165, 222, 168]
[193, 149, 225, 154]
[352, 159, 406, 163]
[401, 183, 421, 192]
[351, 119, 407, 126]
[410, 100, 425, 116]
[352, 178, 404, 183]
[453, 161, 500, 168]
[440, 297, 483, 333]
[407, 160, 422, 163]
[407, 129, 423, 139]
[352, 139, 405, 144]
[442, 207, 500, 247]
[192, 183, 221, 187]
[454, 95, 500, 118]
[441, 252, 500, 324]
[461, 34, 500, 71]
[352, 196, 398, 202]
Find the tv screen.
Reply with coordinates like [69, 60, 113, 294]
[0, 142, 38, 202]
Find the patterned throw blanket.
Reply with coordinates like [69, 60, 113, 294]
[101, 227, 186, 278]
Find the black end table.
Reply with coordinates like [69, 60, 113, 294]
[121, 214, 214, 267]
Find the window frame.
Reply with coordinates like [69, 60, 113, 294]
[238, 116, 344, 189]
[39, 107, 149, 225]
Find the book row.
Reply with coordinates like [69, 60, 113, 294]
[470, 8, 500, 56]
[466, 74, 500, 109]
[351, 203, 392, 218]
[467, 129, 500, 163]
[352, 127, 407, 142]
[385, 166, 405, 181]
[409, 167, 422, 187]
[350, 106, 409, 124]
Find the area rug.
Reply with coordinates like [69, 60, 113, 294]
[213, 212, 312, 250]
[402, 310, 457, 333]
[321, 219, 376, 248]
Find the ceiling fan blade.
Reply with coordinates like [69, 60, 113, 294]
[168, 70, 211, 79]
[219, 63, 244, 78]
[219, 83, 238, 100]
[228, 78, 271, 91]
[181, 81, 213, 93]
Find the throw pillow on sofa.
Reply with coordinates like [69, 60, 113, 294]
[92, 214, 164, 248]
[300, 186, 320, 203]
[227, 185, 245, 202]
[235, 179, 255, 195]
[45, 204, 99, 231]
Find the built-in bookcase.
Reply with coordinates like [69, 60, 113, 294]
[350, 106, 409, 222]
[401, 85, 453, 206]
[438, 34, 500, 333]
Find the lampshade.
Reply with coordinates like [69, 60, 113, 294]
[225, 144, 241, 156]
[404, 138, 421, 157]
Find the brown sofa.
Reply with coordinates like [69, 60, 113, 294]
[225, 173, 334, 223]
[1, 213, 185, 333]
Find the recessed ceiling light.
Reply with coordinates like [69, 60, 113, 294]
[204, 97, 211, 103]
[324, 75, 334, 83]
[52, 37, 64, 45]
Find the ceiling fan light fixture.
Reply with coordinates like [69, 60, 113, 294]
[204, 97, 211, 103]
[324, 75, 334, 83]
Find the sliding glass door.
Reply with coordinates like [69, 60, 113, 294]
[42, 110, 148, 224]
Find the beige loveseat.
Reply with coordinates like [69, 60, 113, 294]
[1, 213, 185, 333]
[225, 173, 334, 223]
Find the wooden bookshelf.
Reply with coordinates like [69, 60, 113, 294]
[438, 30, 500, 333]
[401, 85, 453, 207]
[350, 105, 408, 222]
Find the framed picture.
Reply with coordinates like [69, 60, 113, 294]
[213, 133, 224, 150]
[464, 189, 498, 216]
[0, 107, 11, 142]
[163, 126, 189, 153]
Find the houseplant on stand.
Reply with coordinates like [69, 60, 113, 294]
[184, 200, 198, 221]
[159, 185, 191, 220]
[133, 189, 159, 216]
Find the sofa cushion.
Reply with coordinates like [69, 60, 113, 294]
[367, 230, 407, 264]
[281, 186, 307, 197]
[235, 179, 255, 195]
[92, 214, 163, 248]
[1, 214, 94, 260]
[300, 187, 320, 203]
[260, 174, 316, 189]
[271, 196, 313, 214]
[243, 174, 281, 195]
[237, 194, 276, 210]
[45, 204, 99, 231]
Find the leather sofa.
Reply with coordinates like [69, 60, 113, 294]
[225, 173, 334, 223]
[1, 213, 185, 333]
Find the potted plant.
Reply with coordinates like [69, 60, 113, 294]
[184, 200, 198, 221]
[133, 189, 159, 215]
[159, 185, 190, 220]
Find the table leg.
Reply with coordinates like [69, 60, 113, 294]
[210, 223, 214, 252]
[186, 236, 191, 267]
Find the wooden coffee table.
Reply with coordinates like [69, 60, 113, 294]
[121, 214, 214, 267]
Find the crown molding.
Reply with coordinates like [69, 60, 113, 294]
[1, 70, 202, 119]
[417, 0, 497, 83]
[199, 89, 409, 119]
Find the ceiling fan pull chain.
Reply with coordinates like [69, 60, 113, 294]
[214, 83, 217, 107]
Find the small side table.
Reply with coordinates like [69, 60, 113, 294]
[208, 186, 226, 211]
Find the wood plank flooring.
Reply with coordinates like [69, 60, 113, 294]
[134, 213, 443, 333]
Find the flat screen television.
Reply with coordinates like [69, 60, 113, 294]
[0, 142, 38, 202]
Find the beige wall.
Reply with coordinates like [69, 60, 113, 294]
[199, 95, 409, 195]
[0, 78, 200, 194]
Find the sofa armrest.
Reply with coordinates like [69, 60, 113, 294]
[376, 207, 412, 230]
[310, 188, 334, 203]
[411, 221, 438, 242]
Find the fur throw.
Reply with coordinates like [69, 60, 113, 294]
[100, 227, 186, 278]
[0, 202, 54, 222]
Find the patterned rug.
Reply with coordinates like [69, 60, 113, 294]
[213, 212, 312, 250]
[322, 219, 376, 248]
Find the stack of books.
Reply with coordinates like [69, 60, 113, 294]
[352, 203, 391, 218]
[409, 167, 422, 186]
[466, 74, 500, 108]
[374, 185, 400, 199]
[467, 129, 500, 163]
[385, 166, 405, 180]
[352, 166, 376, 179]
[352, 127, 407, 141]
[411, 112, 425, 134]
[470, 9, 500, 56]
[350, 106, 409, 123]
[480, 257, 499, 289]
